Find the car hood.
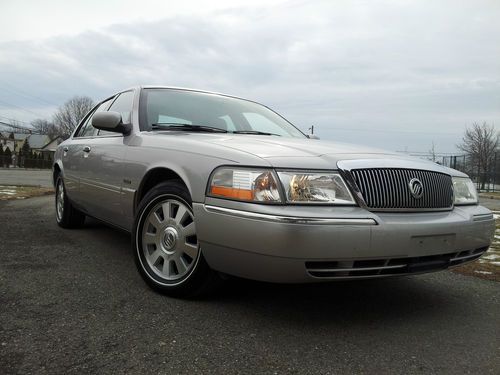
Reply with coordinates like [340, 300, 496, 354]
[144, 133, 463, 175]
[207, 135, 464, 175]
[203, 135, 393, 158]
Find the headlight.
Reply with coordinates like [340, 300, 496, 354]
[209, 167, 281, 202]
[452, 177, 478, 205]
[277, 171, 355, 204]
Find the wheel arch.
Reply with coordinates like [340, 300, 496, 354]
[53, 163, 62, 187]
[135, 167, 191, 214]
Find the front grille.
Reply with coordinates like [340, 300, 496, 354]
[305, 247, 488, 279]
[350, 168, 453, 211]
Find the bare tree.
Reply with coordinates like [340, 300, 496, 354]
[457, 122, 498, 189]
[31, 119, 58, 139]
[53, 96, 94, 139]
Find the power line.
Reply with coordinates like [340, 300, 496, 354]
[0, 121, 34, 133]
[325, 127, 459, 136]
[0, 99, 47, 118]
[0, 80, 59, 107]
[0, 114, 31, 126]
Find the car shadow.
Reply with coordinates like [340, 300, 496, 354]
[205, 276, 457, 327]
[81, 218, 465, 326]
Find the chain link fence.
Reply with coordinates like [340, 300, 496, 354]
[0, 155, 53, 169]
[441, 152, 499, 192]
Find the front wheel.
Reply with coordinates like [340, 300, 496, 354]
[132, 180, 220, 298]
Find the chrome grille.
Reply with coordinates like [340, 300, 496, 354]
[350, 168, 453, 210]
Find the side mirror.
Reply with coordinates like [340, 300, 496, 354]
[307, 134, 320, 140]
[92, 111, 131, 135]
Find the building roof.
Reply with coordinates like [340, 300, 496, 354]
[40, 137, 63, 152]
[26, 134, 51, 149]
[14, 133, 30, 141]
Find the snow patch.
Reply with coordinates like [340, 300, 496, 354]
[482, 254, 500, 260]
[474, 270, 492, 275]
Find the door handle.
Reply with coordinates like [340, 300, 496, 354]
[83, 146, 91, 153]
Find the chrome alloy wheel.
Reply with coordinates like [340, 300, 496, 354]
[56, 179, 65, 222]
[141, 198, 199, 281]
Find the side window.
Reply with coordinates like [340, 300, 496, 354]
[74, 98, 114, 137]
[108, 91, 134, 123]
[75, 109, 97, 137]
[98, 91, 134, 136]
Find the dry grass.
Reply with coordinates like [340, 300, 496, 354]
[0, 185, 54, 200]
[479, 192, 500, 200]
[452, 262, 499, 281]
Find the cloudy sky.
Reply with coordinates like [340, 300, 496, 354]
[0, 0, 498, 154]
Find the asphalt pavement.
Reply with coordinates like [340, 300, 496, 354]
[0, 196, 499, 374]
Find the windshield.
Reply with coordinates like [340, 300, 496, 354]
[140, 88, 306, 138]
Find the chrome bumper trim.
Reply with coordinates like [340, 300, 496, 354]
[310, 264, 406, 273]
[204, 205, 378, 225]
[472, 213, 494, 222]
[450, 252, 483, 262]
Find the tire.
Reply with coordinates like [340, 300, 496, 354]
[132, 180, 220, 298]
[55, 175, 86, 228]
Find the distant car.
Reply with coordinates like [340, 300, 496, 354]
[53, 86, 495, 297]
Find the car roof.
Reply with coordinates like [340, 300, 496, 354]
[118, 85, 251, 103]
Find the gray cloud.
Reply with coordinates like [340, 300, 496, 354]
[0, 0, 499, 153]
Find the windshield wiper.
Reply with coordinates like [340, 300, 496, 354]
[152, 123, 227, 133]
[232, 130, 281, 136]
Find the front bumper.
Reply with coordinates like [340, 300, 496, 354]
[193, 198, 495, 283]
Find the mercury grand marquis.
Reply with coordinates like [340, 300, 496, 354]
[53, 86, 495, 297]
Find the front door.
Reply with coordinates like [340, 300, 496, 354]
[77, 90, 135, 229]
[78, 134, 127, 227]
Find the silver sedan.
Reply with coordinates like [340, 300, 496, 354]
[54, 86, 495, 297]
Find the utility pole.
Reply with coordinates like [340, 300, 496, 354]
[493, 151, 497, 193]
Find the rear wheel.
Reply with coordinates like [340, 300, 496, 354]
[133, 180, 220, 298]
[55, 175, 85, 228]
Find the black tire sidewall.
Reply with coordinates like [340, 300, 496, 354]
[55, 176, 65, 225]
[55, 175, 85, 228]
[132, 181, 214, 296]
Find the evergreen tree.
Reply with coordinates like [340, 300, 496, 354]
[4, 147, 12, 167]
[20, 140, 30, 168]
[22, 139, 30, 155]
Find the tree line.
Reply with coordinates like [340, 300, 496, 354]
[457, 122, 499, 190]
[30, 96, 94, 140]
[0, 140, 52, 168]
[2, 94, 498, 188]
[0, 95, 93, 168]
